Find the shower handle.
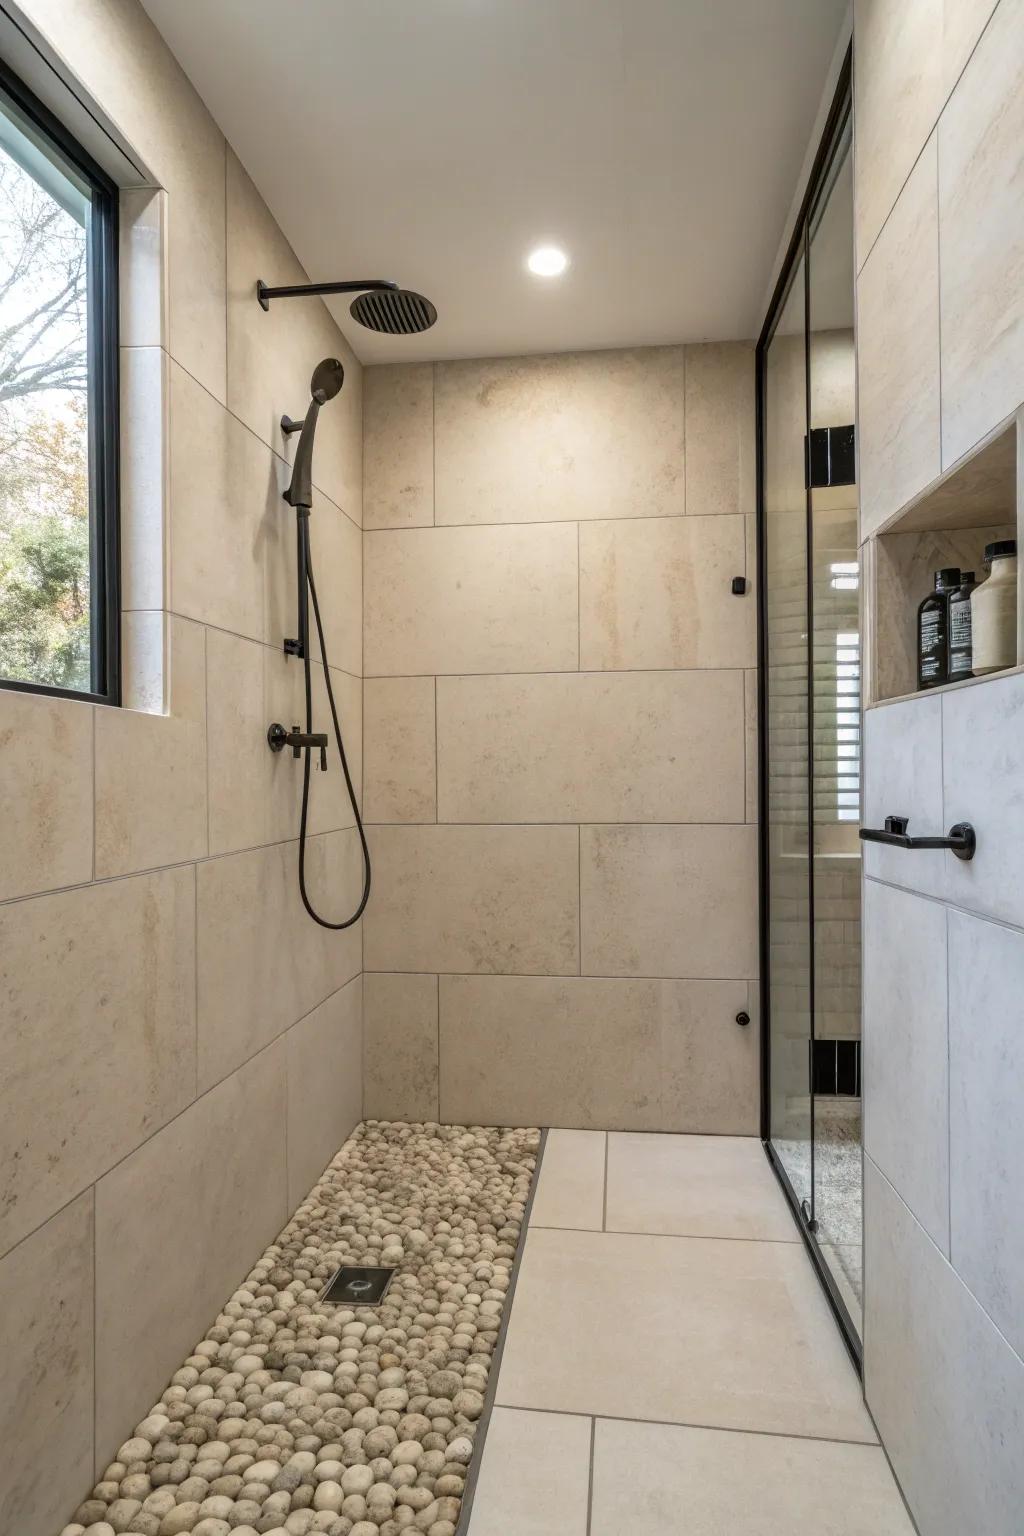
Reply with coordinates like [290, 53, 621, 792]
[859, 815, 975, 861]
[267, 722, 328, 771]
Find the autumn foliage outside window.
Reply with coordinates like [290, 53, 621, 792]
[0, 67, 118, 702]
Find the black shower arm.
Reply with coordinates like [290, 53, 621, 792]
[859, 815, 976, 861]
[257, 278, 398, 310]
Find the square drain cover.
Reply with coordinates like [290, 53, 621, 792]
[320, 1265, 395, 1306]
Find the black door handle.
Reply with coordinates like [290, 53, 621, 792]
[859, 815, 975, 861]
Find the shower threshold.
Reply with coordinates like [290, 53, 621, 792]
[61, 1120, 541, 1536]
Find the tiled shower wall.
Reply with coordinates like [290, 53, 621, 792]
[0, 5, 365, 1532]
[360, 345, 759, 1132]
[855, 0, 1024, 1528]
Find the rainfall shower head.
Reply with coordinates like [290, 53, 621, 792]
[349, 289, 437, 336]
[257, 277, 437, 334]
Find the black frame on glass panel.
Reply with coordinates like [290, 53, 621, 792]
[755, 45, 860, 1369]
[0, 53, 119, 707]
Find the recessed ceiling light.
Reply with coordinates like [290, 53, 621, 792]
[527, 244, 569, 277]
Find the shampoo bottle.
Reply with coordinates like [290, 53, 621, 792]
[971, 540, 1017, 676]
[948, 570, 977, 682]
[917, 567, 961, 690]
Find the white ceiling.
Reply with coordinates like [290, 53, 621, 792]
[141, 0, 848, 364]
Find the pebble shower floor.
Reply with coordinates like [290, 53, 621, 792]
[61, 1121, 540, 1536]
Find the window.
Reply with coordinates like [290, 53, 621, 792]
[0, 59, 118, 704]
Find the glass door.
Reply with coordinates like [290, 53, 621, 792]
[757, 51, 861, 1361]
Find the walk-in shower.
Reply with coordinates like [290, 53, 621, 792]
[261, 277, 437, 927]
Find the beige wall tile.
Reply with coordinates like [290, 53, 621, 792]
[439, 974, 756, 1132]
[684, 342, 755, 516]
[853, 0, 943, 265]
[286, 977, 363, 1207]
[364, 824, 579, 974]
[119, 188, 167, 350]
[168, 361, 265, 641]
[436, 670, 744, 824]
[94, 1039, 288, 1469]
[120, 344, 168, 613]
[364, 522, 578, 676]
[581, 823, 758, 978]
[207, 627, 266, 855]
[434, 347, 685, 524]
[0, 690, 93, 901]
[364, 972, 439, 1121]
[939, 0, 1024, 465]
[95, 615, 208, 878]
[0, 866, 195, 1256]
[262, 647, 363, 843]
[943, 0, 1001, 93]
[226, 149, 362, 524]
[364, 363, 434, 528]
[122, 609, 166, 714]
[0, 1192, 94, 1536]
[579, 515, 754, 670]
[364, 676, 436, 823]
[196, 830, 361, 1092]
[857, 138, 941, 537]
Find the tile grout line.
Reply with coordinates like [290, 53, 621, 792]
[530, 1223, 801, 1245]
[602, 1133, 609, 1231]
[492, 1401, 878, 1450]
[586, 1416, 596, 1536]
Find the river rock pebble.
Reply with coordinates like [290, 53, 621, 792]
[58, 1121, 538, 1536]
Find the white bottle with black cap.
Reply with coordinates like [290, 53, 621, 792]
[970, 539, 1017, 676]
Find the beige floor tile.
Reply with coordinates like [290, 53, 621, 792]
[496, 1228, 875, 1441]
[590, 1419, 913, 1535]
[530, 1130, 606, 1231]
[605, 1133, 798, 1241]
[468, 1407, 591, 1536]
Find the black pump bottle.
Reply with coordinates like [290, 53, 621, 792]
[918, 567, 961, 689]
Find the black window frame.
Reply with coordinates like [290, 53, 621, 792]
[0, 52, 119, 707]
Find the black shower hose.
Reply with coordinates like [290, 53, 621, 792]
[297, 515, 371, 929]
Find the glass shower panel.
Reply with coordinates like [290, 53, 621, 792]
[808, 128, 862, 1330]
[764, 261, 813, 1218]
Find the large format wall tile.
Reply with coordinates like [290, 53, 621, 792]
[853, 0, 943, 265]
[862, 694, 946, 896]
[684, 342, 755, 517]
[434, 348, 685, 524]
[579, 515, 753, 670]
[364, 363, 434, 529]
[581, 824, 758, 978]
[95, 615, 208, 878]
[95, 1040, 289, 1468]
[436, 670, 744, 824]
[864, 1157, 1024, 1536]
[0, 866, 195, 1256]
[0, 689, 93, 901]
[364, 523, 578, 676]
[862, 879, 949, 1252]
[939, 0, 1024, 465]
[439, 974, 756, 1132]
[857, 137, 942, 536]
[948, 908, 1024, 1358]
[942, 668, 1024, 928]
[0, 1192, 94, 1536]
[197, 831, 361, 1091]
[364, 972, 440, 1121]
[168, 361, 266, 641]
[363, 676, 437, 823]
[286, 977, 363, 1209]
[226, 150, 362, 524]
[364, 824, 579, 975]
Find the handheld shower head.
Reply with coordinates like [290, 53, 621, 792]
[284, 357, 345, 509]
[311, 356, 344, 403]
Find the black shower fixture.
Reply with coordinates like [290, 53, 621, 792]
[256, 277, 437, 335]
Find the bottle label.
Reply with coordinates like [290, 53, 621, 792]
[919, 606, 945, 684]
[949, 598, 972, 677]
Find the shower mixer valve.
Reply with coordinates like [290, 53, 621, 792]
[267, 721, 328, 771]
